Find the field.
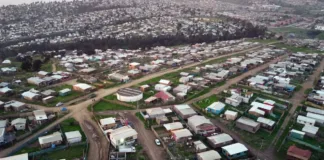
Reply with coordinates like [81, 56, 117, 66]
[274, 43, 324, 53]
[34, 145, 86, 160]
[270, 27, 324, 40]
[92, 101, 133, 112]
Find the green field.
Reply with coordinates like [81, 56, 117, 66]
[195, 95, 220, 108]
[92, 101, 133, 112]
[35, 145, 86, 160]
[274, 43, 324, 53]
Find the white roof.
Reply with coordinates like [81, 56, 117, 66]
[306, 107, 324, 115]
[33, 110, 48, 121]
[4, 100, 25, 108]
[297, 115, 316, 124]
[146, 107, 165, 116]
[0, 120, 7, 128]
[302, 125, 319, 135]
[290, 129, 305, 135]
[264, 100, 275, 105]
[100, 117, 116, 126]
[59, 88, 71, 93]
[11, 118, 26, 125]
[307, 112, 324, 122]
[65, 131, 82, 139]
[206, 102, 225, 111]
[224, 110, 238, 116]
[174, 104, 191, 110]
[0, 87, 12, 93]
[22, 91, 39, 98]
[188, 115, 213, 127]
[197, 150, 221, 160]
[0, 153, 28, 160]
[39, 132, 63, 145]
[163, 122, 183, 131]
[222, 143, 248, 155]
[0, 128, 4, 138]
[73, 83, 92, 90]
[110, 126, 138, 141]
[38, 71, 49, 75]
[163, 108, 172, 114]
[207, 133, 233, 144]
[194, 140, 207, 151]
[2, 60, 11, 64]
[172, 129, 193, 138]
[251, 102, 274, 111]
[159, 79, 171, 84]
[257, 117, 275, 126]
[236, 117, 260, 127]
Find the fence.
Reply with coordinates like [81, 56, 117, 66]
[287, 137, 324, 152]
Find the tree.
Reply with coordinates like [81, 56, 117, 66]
[21, 61, 32, 71]
[32, 60, 43, 71]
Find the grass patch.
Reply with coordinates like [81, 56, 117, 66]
[195, 95, 220, 108]
[274, 43, 324, 53]
[93, 101, 133, 112]
[304, 88, 313, 95]
[46, 84, 83, 106]
[36, 145, 86, 160]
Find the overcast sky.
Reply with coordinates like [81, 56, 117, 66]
[0, 0, 73, 6]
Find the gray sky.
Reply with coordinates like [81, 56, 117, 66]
[0, 0, 73, 6]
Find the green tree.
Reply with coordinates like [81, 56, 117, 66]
[32, 59, 43, 71]
[20, 60, 32, 71]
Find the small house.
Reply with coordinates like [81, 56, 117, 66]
[302, 125, 319, 138]
[171, 128, 193, 143]
[188, 115, 217, 136]
[224, 110, 238, 121]
[11, 118, 26, 130]
[154, 91, 175, 103]
[109, 126, 138, 148]
[193, 140, 208, 152]
[306, 112, 324, 125]
[173, 104, 197, 119]
[297, 115, 316, 126]
[38, 132, 63, 149]
[33, 110, 48, 124]
[146, 107, 165, 118]
[225, 95, 243, 107]
[235, 117, 260, 133]
[289, 129, 305, 140]
[73, 83, 93, 92]
[173, 84, 192, 94]
[257, 117, 275, 130]
[163, 122, 184, 131]
[287, 145, 312, 160]
[59, 88, 71, 97]
[100, 117, 116, 130]
[222, 143, 248, 160]
[42, 96, 55, 104]
[65, 131, 82, 144]
[207, 133, 233, 148]
[22, 91, 40, 101]
[197, 150, 221, 160]
[159, 79, 172, 86]
[205, 102, 225, 115]
[4, 100, 26, 111]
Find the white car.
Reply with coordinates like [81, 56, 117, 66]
[56, 102, 64, 107]
[155, 139, 161, 146]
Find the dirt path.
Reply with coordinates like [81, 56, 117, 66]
[52, 62, 57, 72]
[123, 112, 167, 160]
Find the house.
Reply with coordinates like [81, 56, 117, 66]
[65, 131, 82, 144]
[297, 115, 316, 126]
[146, 107, 165, 118]
[154, 84, 172, 92]
[302, 125, 319, 138]
[222, 143, 248, 160]
[21, 91, 40, 101]
[100, 117, 117, 130]
[215, 70, 229, 80]
[11, 118, 26, 130]
[287, 145, 312, 160]
[0, 153, 29, 160]
[187, 115, 217, 136]
[171, 128, 193, 143]
[225, 94, 243, 107]
[179, 77, 190, 84]
[139, 84, 150, 92]
[154, 91, 175, 103]
[193, 140, 208, 152]
[27, 77, 46, 86]
[197, 150, 221, 160]
[41, 89, 57, 97]
[159, 79, 172, 86]
[73, 83, 93, 92]
[38, 132, 63, 149]
[257, 117, 276, 130]
[306, 107, 324, 115]
[207, 133, 233, 148]
[4, 100, 26, 111]
[236, 117, 260, 133]
[33, 110, 48, 124]
[108, 73, 130, 82]
[42, 96, 55, 104]
[156, 116, 169, 125]
[163, 122, 184, 131]
[249, 102, 274, 117]
[59, 88, 72, 96]
[289, 129, 305, 140]
[38, 71, 50, 77]
[205, 102, 225, 115]
[129, 62, 141, 69]
[306, 112, 324, 125]
[0, 87, 13, 95]
[78, 68, 96, 74]
[173, 104, 197, 119]
[109, 126, 138, 148]
[173, 84, 192, 94]
[224, 110, 238, 121]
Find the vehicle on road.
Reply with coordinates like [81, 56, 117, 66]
[56, 102, 64, 107]
[155, 139, 161, 146]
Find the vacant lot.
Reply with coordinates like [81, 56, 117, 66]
[92, 101, 133, 112]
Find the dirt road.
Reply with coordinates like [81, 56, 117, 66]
[124, 112, 167, 160]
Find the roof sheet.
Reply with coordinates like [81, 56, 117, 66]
[197, 150, 221, 160]
[222, 143, 248, 155]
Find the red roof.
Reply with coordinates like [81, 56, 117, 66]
[155, 91, 171, 100]
[288, 145, 312, 159]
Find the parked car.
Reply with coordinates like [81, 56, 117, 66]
[56, 102, 64, 107]
[155, 139, 161, 146]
